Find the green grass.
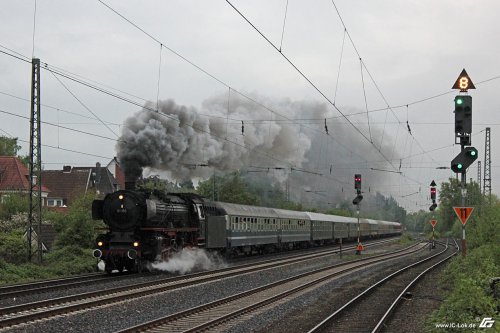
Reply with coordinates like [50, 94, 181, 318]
[0, 246, 96, 286]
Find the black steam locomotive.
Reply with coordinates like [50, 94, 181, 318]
[92, 189, 401, 273]
[92, 189, 220, 273]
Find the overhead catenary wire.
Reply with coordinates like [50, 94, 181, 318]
[94, 0, 370, 168]
[0, 6, 492, 205]
[2, 41, 499, 124]
[328, 0, 441, 168]
[224, 0, 395, 170]
[16, 137, 113, 159]
[0, 90, 121, 126]
[0, 108, 125, 143]
[223, 2, 435, 202]
[50, 71, 119, 138]
[0, 13, 486, 202]
[279, 0, 289, 52]
[359, 58, 372, 143]
[333, 28, 346, 105]
[80, 1, 381, 184]
[156, 44, 163, 110]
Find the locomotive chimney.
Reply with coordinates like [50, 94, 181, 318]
[125, 177, 137, 190]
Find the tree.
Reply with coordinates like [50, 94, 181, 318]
[197, 172, 259, 205]
[404, 210, 432, 232]
[468, 195, 500, 249]
[0, 136, 21, 156]
[50, 193, 103, 249]
[437, 178, 482, 236]
[0, 193, 29, 220]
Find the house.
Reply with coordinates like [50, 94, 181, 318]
[0, 156, 50, 205]
[24, 224, 57, 252]
[106, 157, 125, 190]
[41, 160, 123, 207]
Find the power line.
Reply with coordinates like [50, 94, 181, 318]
[0, 108, 125, 143]
[225, 0, 393, 169]
[223, 1, 431, 197]
[50, 71, 119, 138]
[94, 0, 370, 167]
[0, 90, 121, 125]
[0, 45, 469, 206]
[16, 137, 112, 159]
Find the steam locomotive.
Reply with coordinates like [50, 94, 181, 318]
[92, 189, 401, 273]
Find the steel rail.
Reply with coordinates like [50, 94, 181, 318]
[307, 240, 455, 333]
[116, 242, 427, 333]
[0, 238, 402, 329]
[371, 238, 459, 333]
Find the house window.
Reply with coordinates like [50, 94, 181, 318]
[47, 199, 63, 207]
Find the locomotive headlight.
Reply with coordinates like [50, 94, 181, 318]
[118, 194, 124, 200]
[133, 241, 140, 247]
[97, 241, 104, 247]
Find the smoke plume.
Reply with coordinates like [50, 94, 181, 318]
[117, 96, 313, 180]
[116, 94, 400, 206]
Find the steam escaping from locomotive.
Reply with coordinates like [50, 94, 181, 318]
[150, 248, 227, 275]
[116, 96, 313, 181]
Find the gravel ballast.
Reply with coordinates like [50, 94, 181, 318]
[1, 240, 426, 333]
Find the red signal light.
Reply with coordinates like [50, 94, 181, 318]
[354, 174, 362, 190]
[430, 187, 437, 201]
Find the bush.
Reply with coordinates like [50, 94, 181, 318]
[399, 233, 414, 246]
[0, 259, 51, 285]
[0, 212, 28, 233]
[51, 193, 104, 249]
[44, 246, 96, 275]
[0, 246, 96, 286]
[0, 194, 29, 220]
[0, 230, 28, 264]
[426, 245, 499, 331]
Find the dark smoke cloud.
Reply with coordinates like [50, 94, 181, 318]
[116, 96, 313, 180]
[116, 94, 399, 206]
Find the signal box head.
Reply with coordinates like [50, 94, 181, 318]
[354, 174, 361, 190]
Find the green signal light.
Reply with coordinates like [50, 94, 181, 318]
[470, 151, 476, 156]
[456, 99, 463, 105]
[457, 163, 463, 169]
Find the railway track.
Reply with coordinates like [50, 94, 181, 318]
[0, 238, 397, 302]
[112, 241, 428, 332]
[0, 238, 401, 330]
[0, 272, 134, 300]
[307, 239, 458, 333]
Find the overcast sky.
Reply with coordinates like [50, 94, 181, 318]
[0, 0, 499, 212]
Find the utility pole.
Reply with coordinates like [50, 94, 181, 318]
[28, 58, 43, 263]
[483, 127, 491, 199]
[212, 169, 215, 201]
[477, 161, 481, 190]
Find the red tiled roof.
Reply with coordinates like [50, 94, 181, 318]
[41, 169, 90, 205]
[0, 156, 50, 192]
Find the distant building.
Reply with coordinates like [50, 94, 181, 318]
[106, 157, 125, 190]
[23, 224, 57, 253]
[0, 156, 50, 205]
[41, 160, 123, 207]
